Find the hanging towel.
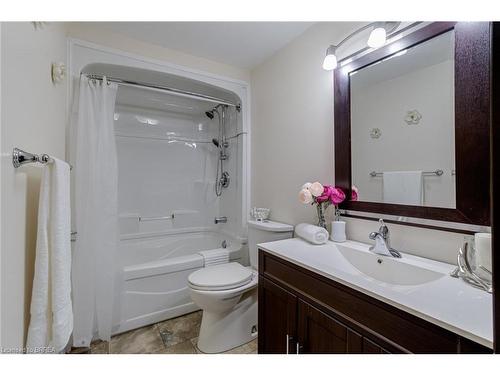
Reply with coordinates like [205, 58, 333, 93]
[295, 223, 329, 245]
[26, 159, 72, 353]
[198, 249, 229, 267]
[383, 171, 423, 206]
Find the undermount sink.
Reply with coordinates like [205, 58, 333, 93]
[337, 244, 446, 286]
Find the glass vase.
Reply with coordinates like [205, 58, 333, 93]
[316, 204, 327, 229]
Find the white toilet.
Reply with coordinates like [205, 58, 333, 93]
[188, 220, 294, 353]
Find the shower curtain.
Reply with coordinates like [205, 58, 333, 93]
[71, 76, 119, 347]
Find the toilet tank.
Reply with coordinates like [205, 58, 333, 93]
[247, 220, 294, 269]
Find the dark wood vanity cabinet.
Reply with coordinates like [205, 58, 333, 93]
[259, 275, 391, 354]
[258, 250, 492, 354]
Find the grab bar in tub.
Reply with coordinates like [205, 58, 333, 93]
[138, 214, 175, 222]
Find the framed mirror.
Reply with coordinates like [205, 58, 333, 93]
[334, 22, 491, 227]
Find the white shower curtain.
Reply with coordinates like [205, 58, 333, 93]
[71, 76, 119, 347]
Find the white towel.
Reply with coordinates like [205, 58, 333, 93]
[295, 223, 329, 245]
[198, 248, 229, 267]
[26, 159, 73, 353]
[383, 171, 423, 206]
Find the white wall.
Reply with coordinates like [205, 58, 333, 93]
[251, 22, 362, 226]
[0, 22, 67, 349]
[351, 60, 456, 208]
[251, 22, 470, 264]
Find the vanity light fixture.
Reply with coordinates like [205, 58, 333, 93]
[323, 22, 400, 71]
[322, 45, 338, 70]
[367, 23, 388, 48]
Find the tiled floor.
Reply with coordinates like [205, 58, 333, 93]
[84, 310, 257, 354]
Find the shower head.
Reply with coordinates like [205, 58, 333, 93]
[212, 138, 220, 147]
[205, 104, 224, 120]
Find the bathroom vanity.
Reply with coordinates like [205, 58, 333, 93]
[257, 239, 492, 354]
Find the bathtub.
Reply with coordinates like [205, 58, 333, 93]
[112, 229, 246, 334]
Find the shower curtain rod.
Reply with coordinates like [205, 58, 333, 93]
[83, 73, 241, 110]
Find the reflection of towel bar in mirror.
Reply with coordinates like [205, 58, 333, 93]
[369, 169, 444, 177]
[138, 214, 174, 222]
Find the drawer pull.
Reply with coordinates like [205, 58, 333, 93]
[296, 342, 303, 354]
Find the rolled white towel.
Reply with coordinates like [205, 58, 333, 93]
[295, 223, 329, 245]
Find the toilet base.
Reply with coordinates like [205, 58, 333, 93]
[196, 289, 258, 353]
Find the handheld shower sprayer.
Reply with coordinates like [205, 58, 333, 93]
[205, 104, 230, 196]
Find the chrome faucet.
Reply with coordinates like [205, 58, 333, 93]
[369, 219, 401, 258]
[214, 216, 227, 224]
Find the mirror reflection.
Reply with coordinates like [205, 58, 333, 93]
[350, 30, 455, 208]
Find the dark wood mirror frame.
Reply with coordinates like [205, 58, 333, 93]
[491, 21, 499, 354]
[334, 22, 491, 227]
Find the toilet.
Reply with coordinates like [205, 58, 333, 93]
[188, 220, 294, 353]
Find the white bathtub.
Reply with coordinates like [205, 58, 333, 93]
[112, 229, 246, 334]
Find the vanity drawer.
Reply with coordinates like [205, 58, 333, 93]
[259, 250, 464, 353]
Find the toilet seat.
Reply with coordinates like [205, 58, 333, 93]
[188, 262, 253, 291]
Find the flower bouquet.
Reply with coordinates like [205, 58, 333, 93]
[298, 182, 358, 229]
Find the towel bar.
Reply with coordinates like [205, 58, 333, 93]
[12, 148, 52, 168]
[369, 169, 444, 177]
[12, 147, 73, 170]
[138, 214, 175, 222]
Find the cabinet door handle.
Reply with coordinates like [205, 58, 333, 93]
[296, 342, 303, 354]
[286, 334, 294, 354]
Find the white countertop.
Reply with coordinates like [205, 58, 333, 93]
[258, 238, 493, 349]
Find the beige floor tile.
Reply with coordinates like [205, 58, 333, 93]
[190, 337, 203, 353]
[246, 339, 258, 354]
[90, 340, 109, 354]
[225, 339, 258, 354]
[110, 324, 164, 354]
[156, 310, 202, 348]
[94, 310, 256, 354]
[154, 340, 197, 354]
[190, 337, 257, 354]
[69, 346, 91, 354]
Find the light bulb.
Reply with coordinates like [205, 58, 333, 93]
[322, 45, 338, 70]
[367, 26, 387, 48]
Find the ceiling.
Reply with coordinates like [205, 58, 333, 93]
[92, 22, 315, 70]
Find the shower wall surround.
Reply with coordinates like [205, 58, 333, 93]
[114, 88, 244, 237]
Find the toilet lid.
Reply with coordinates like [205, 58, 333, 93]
[188, 263, 253, 291]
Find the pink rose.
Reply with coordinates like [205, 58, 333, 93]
[316, 185, 334, 203]
[351, 185, 359, 201]
[330, 187, 346, 205]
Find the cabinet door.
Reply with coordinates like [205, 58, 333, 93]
[258, 277, 298, 354]
[347, 330, 391, 354]
[297, 299, 350, 353]
[297, 300, 391, 354]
